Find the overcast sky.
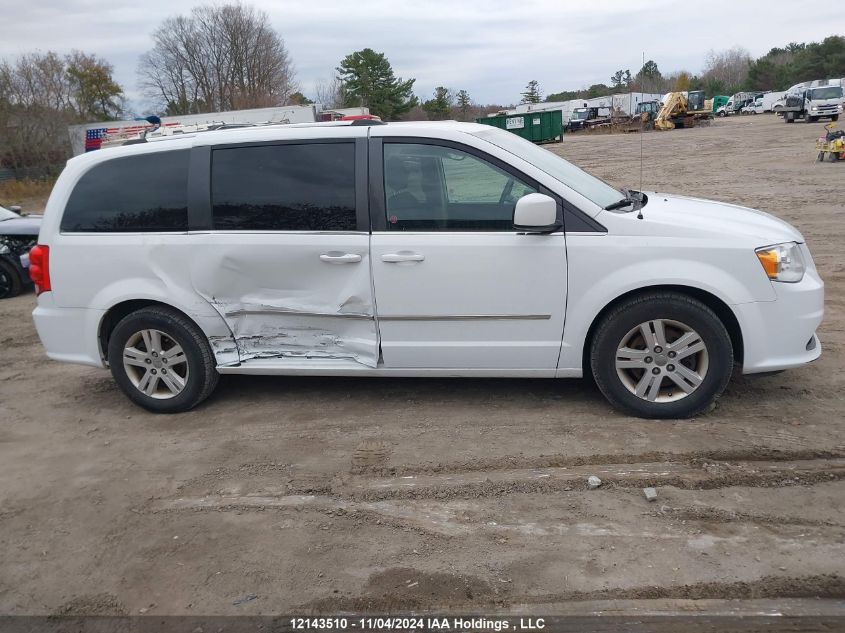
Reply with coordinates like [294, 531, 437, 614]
[2, 0, 843, 114]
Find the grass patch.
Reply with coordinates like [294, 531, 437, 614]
[0, 178, 56, 211]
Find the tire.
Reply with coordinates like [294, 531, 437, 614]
[832, 114, 839, 122]
[590, 292, 733, 419]
[806, 115, 815, 123]
[107, 306, 219, 413]
[0, 260, 22, 299]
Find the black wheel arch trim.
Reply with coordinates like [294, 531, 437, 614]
[580, 285, 744, 374]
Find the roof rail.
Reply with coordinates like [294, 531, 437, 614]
[109, 118, 386, 148]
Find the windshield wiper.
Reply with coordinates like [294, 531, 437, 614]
[604, 190, 648, 218]
[604, 189, 642, 211]
[604, 196, 637, 211]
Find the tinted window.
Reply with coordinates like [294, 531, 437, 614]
[212, 143, 356, 231]
[384, 143, 536, 231]
[61, 150, 189, 232]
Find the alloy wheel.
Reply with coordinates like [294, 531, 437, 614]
[615, 319, 709, 403]
[122, 329, 189, 399]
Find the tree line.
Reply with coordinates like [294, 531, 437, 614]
[1, 0, 842, 175]
[0, 51, 124, 174]
[546, 36, 845, 103]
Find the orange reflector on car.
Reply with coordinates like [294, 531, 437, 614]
[756, 249, 779, 279]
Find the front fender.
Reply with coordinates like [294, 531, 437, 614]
[557, 234, 775, 374]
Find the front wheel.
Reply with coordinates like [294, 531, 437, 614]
[590, 292, 733, 419]
[107, 306, 219, 413]
[832, 114, 839, 122]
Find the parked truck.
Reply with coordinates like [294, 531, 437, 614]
[717, 92, 760, 117]
[710, 95, 729, 114]
[780, 83, 843, 123]
[565, 105, 611, 131]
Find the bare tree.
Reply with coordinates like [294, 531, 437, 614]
[314, 75, 344, 109]
[138, 3, 297, 114]
[701, 46, 752, 94]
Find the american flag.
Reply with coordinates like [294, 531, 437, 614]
[84, 128, 109, 152]
[83, 122, 181, 152]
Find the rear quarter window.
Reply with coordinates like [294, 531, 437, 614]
[210, 142, 356, 231]
[61, 150, 189, 232]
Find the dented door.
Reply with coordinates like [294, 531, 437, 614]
[188, 137, 378, 367]
[190, 234, 376, 366]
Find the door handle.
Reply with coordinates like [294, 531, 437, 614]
[381, 252, 425, 263]
[320, 252, 362, 264]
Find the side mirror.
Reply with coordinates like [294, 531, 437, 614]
[513, 193, 560, 233]
[9, 205, 21, 213]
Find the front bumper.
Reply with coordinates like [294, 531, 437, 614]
[735, 263, 824, 374]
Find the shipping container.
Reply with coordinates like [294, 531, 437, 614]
[476, 110, 563, 143]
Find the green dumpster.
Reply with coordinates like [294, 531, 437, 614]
[476, 110, 563, 143]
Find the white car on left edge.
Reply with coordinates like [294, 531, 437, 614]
[29, 120, 823, 419]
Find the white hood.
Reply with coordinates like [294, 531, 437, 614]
[632, 193, 805, 244]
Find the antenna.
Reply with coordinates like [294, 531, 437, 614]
[639, 51, 644, 194]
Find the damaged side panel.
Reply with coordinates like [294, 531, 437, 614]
[188, 233, 379, 368]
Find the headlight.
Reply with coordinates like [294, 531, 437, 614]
[755, 242, 805, 283]
[811, 106, 818, 111]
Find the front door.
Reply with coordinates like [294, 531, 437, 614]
[370, 139, 568, 371]
[189, 138, 379, 367]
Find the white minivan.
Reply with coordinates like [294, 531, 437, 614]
[30, 120, 823, 419]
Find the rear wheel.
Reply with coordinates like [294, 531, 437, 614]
[107, 306, 219, 413]
[590, 292, 733, 419]
[0, 260, 22, 299]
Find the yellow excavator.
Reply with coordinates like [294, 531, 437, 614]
[654, 90, 712, 130]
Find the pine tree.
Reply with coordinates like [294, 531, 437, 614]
[336, 48, 418, 120]
[521, 80, 541, 104]
[422, 86, 452, 120]
[456, 90, 471, 120]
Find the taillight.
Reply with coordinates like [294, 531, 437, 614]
[29, 245, 51, 294]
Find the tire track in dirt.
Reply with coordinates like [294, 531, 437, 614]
[350, 448, 843, 477]
[341, 458, 845, 502]
[297, 570, 845, 612]
[164, 452, 845, 509]
[514, 574, 845, 604]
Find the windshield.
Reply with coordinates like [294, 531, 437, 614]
[571, 110, 589, 120]
[473, 127, 624, 209]
[0, 206, 19, 221]
[810, 87, 843, 100]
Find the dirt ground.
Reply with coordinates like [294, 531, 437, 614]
[1, 115, 843, 620]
